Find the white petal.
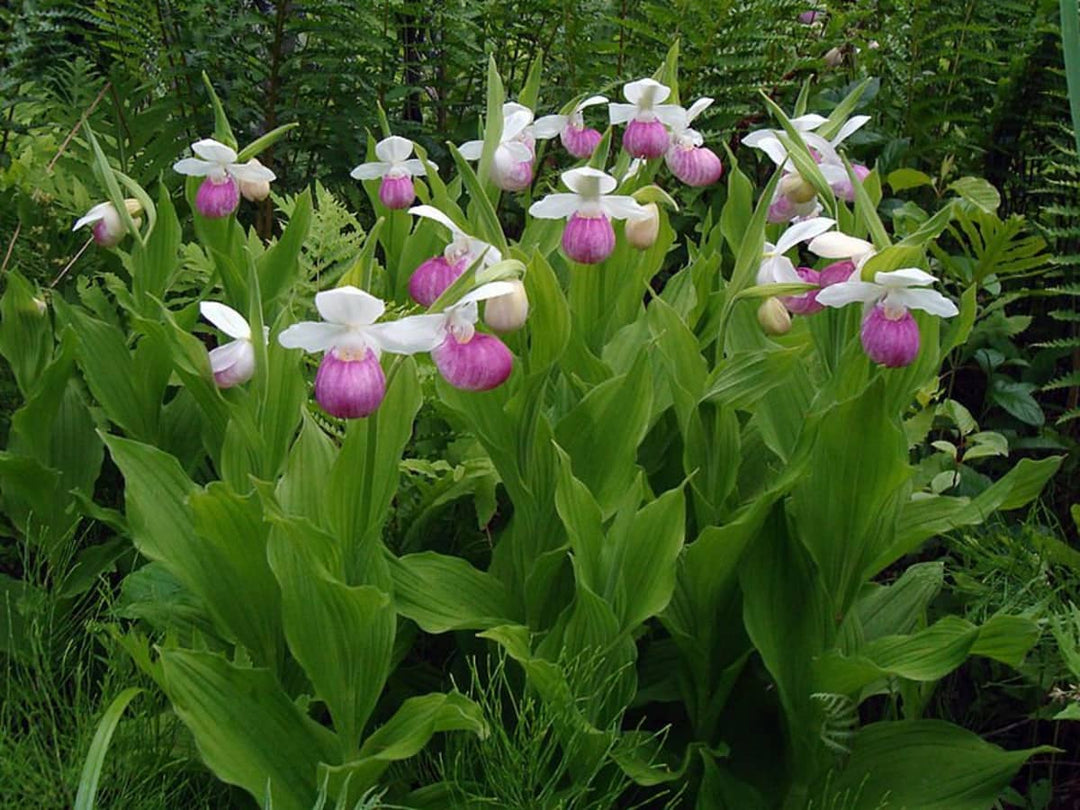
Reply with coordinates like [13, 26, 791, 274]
[499, 141, 532, 163]
[623, 78, 670, 106]
[375, 135, 414, 164]
[502, 109, 534, 142]
[73, 202, 113, 230]
[315, 286, 385, 326]
[655, 104, 688, 130]
[809, 232, 875, 260]
[576, 95, 609, 112]
[532, 115, 567, 139]
[173, 157, 217, 177]
[742, 131, 789, 166]
[608, 103, 637, 125]
[369, 315, 445, 354]
[563, 166, 617, 197]
[887, 288, 958, 317]
[819, 163, 850, 185]
[200, 301, 251, 339]
[228, 160, 276, 183]
[458, 281, 519, 306]
[815, 280, 883, 309]
[351, 161, 390, 180]
[791, 114, 827, 132]
[399, 158, 430, 176]
[775, 217, 836, 254]
[503, 102, 534, 123]
[757, 256, 800, 286]
[528, 193, 581, 219]
[686, 97, 714, 123]
[191, 138, 237, 165]
[208, 339, 252, 374]
[833, 115, 871, 146]
[458, 140, 484, 161]
[278, 321, 348, 353]
[600, 195, 646, 220]
[802, 132, 840, 165]
[875, 268, 937, 288]
[409, 205, 465, 237]
[466, 238, 501, 266]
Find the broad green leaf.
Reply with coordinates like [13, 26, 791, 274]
[161, 649, 335, 810]
[855, 561, 944, 641]
[703, 346, 803, 410]
[0, 271, 52, 396]
[276, 412, 337, 527]
[948, 176, 1001, 213]
[611, 487, 685, 631]
[521, 249, 570, 375]
[816, 78, 873, 141]
[476, 56, 505, 200]
[833, 720, 1054, 810]
[387, 551, 515, 632]
[448, 144, 508, 255]
[720, 163, 753, 259]
[887, 168, 933, 192]
[258, 188, 312, 310]
[132, 183, 181, 305]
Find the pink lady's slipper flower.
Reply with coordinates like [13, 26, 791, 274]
[73, 199, 143, 247]
[278, 287, 435, 418]
[407, 205, 503, 306]
[350, 135, 433, 210]
[665, 97, 724, 187]
[533, 95, 609, 159]
[397, 282, 518, 391]
[459, 103, 537, 192]
[816, 268, 958, 367]
[173, 138, 276, 218]
[199, 302, 266, 389]
[798, 9, 825, 24]
[528, 167, 646, 264]
[609, 78, 685, 159]
[757, 217, 836, 287]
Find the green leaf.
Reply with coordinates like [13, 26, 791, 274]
[521, 249, 570, 375]
[815, 79, 872, 142]
[477, 56, 505, 200]
[201, 72, 237, 150]
[991, 379, 1044, 426]
[132, 183, 181, 305]
[611, 487, 685, 631]
[948, 177, 1001, 213]
[1062, 0, 1080, 155]
[887, 169, 934, 192]
[258, 188, 313, 310]
[517, 51, 544, 111]
[161, 649, 334, 810]
[74, 688, 143, 810]
[448, 144, 508, 256]
[236, 123, 298, 163]
[0, 271, 52, 396]
[388, 552, 514, 633]
[834, 720, 1055, 810]
[855, 562, 944, 641]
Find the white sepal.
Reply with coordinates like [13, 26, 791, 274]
[200, 301, 251, 340]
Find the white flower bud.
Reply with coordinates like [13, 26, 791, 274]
[238, 157, 272, 202]
[625, 203, 660, 250]
[483, 280, 529, 333]
[758, 297, 792, 336]
[779, 172, 817, 204]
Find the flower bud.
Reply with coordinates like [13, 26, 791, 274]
[409, 255, 467, 307]
[378, 173, 416, 209]
[432, 332, 513, 391]
[758, 297, 792, 336]
[483, 280, 529, 332]
[238, 158, 272, 202]
[562, 213, 616, 264]
[561, 124, 602, 159]
[314, 348, 387, 418]
[623, 119, 669, 159]
[196, 176, 241, 218]
[860, 305, 920, 367]
[666, 145, 724, 187]
[625, 203, 660, 250]
[209, 340, 256, 389]
[824, 47, 844, 68]
[779, 172, 817, 204]
[31, 297, 47, 316]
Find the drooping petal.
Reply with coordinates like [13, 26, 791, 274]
[315, 286, 386, 326]
[502, 109, 535, 142]
[774, 217, 836, 255]
[809, 232, 875, 260]
[562, 166, 617, 197]
[654, 104, 689, 130]
[608, 103, 638, 125]
[686, 97, 714, 123]
[833, 115, 871, 146]
[623, 78, 670, 107]
[576, 94, 609, 112]
[457, 280, 520, 306]
[399, 158, 430, 176]
[528, 193, 581, 219]
[458, 140, 484, 160]
[532, 115, 566, 139]
[886, 287, 959, 317]
[173, 158, 218, 177]
[73, 202, 113, 230]
[802, 132, 840, 165]
[278, 321, 349, 353]
[409, 205, 465, 237]
[375, 135, 414, 163]
[790, 114, 828, 131]
[191, 138, 238, 165]
[815, 280, 884, 308]
[351, 162, 390, 180]
[757, 256, 801, 286]
[200, 301, 251, 340]
[369, 314, 446, 354]
[599, 195, 647, 220]
[228, 160, 276, 183]
[875, 268, 938, 288]
[499, 141, 533, 163]
[742, 131, 789, 167]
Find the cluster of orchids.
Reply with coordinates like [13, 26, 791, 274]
[756, 218, 958, 367]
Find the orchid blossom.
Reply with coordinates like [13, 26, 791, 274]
[528, 167, 646, 264]
[816, 268, 959, 367]
[199, 302, 266, 389]
[350, 135, 433, 210]
[533, 95, 608, 159]
[407, 205, 503, 305]
[609, 79, 685, 159]
[73, 199, 143, 247]
[459, 103, 536, 192]
[173, 138, 276, 218]
[757, 217, 836, 286]
[278, 287, 436, 417]
[665, 96, 723, 187]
